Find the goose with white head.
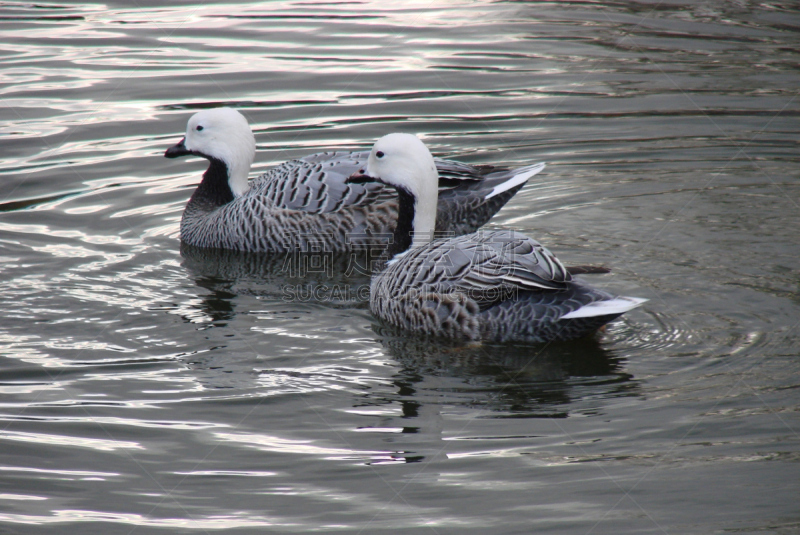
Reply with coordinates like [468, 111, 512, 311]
[348, 133, 647, 343]
[349, 133, 440, 257]
[164, 107, 546, 252]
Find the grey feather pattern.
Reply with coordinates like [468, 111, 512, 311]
[370, 230, 626, 343]
[181, 151, 535, 252]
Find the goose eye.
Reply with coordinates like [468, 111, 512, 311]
[196, 125, 204, 132]
[375, 151, 384, 158]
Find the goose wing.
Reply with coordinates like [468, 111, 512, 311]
[249, 151, 503, 214]
[394, 230, 571, 310]
[248, 151, 393, 213]
[433, 159, 495, 187]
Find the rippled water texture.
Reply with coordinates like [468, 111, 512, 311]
[1, 1, 799, 533]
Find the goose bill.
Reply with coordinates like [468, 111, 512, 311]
[346, 170, 378, 184]
[164, 138, 192, 158]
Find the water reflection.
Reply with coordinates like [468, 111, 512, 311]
[369, 324, 638, 416]
[180, 243, 373, 323]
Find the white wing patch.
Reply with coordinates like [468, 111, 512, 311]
[561, 297, 647, 319]
[484, 162, 545, 199]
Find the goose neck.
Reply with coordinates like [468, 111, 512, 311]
[226, 156, 251, 197]
[385, 183, 437, 260]
[188, 158, 235, 211]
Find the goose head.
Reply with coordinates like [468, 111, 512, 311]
[348, 133, 439, 247]
[164, 107, 256, 197]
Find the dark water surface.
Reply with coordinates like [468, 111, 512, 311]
[1, 1, 799, 533]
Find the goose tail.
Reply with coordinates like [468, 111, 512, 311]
[560, 296, 647, 320]
[484, 162, 546, 199]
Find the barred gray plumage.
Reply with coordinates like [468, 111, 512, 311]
[165, 108, 542, 252]
[349, 133, 647, 343]
[370, 229, 641, 342]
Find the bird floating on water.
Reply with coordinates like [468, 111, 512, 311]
[164, 108, 544, 252]
[347, 133, 647, 343]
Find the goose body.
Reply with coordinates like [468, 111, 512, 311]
[164, 108, 543, 252]
[348, 133, 646, 343]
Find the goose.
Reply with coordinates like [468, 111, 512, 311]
[347, 133, 647, 343]
[163, 107, 544, 252]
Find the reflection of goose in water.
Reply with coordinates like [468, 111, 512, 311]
[164, 107, 543, 252]
[180, 243, 375, 324]
[370, 323, 638, 416]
